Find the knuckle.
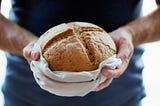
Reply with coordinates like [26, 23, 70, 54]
[23, 49, 31, 59]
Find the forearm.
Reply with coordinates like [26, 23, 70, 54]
[122, 6, 160, 46]
[0, 13, 38, 55]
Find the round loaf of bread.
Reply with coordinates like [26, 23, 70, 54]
[37, 22, 116, 72]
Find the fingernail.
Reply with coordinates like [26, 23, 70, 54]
[31, 51, 37, 59]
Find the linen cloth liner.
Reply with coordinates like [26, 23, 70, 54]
[30, 43, 122, 97]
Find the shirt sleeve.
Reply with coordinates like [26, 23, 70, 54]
[156, 0, 160, 5]
[0, 0, 1, 9]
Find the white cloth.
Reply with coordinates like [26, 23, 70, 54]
[30, 43, 122, 97]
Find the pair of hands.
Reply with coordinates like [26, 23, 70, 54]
[23, 28, 134, 91]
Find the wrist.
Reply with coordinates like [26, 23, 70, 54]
[1, 20, 38, 55]
[117, 27, 134, 44]
[119, 26, 137, 46]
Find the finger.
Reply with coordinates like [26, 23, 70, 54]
[94, 78, 113, 92]
[101, 68, 115, 78]
[114, 42, 133, 78]
[113, 66, 126, 78]
[102, 66, 126, 78]
[31, 51, 40, 61]
[23, 42, 40, 61]
[112, 57, 129, 78]
[23, 47, 32, 61]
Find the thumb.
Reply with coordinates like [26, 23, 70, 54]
[23, 41, 40, 62]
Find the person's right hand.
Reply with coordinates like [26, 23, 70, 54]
[94, 27, 134, 91]
[23, 40, 40, 63]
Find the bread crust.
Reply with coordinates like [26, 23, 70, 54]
[37, 22, 116, 72]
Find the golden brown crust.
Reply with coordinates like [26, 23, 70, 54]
[37, 22, 116, 72]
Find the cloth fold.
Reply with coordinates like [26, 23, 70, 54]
[30, 43, 122, 97]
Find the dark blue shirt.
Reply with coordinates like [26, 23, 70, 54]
[2, 0, 145, 106]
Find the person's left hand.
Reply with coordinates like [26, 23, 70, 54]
[94, 28, 134, 91]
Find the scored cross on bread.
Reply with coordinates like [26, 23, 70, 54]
[37, 22, 116, 72]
